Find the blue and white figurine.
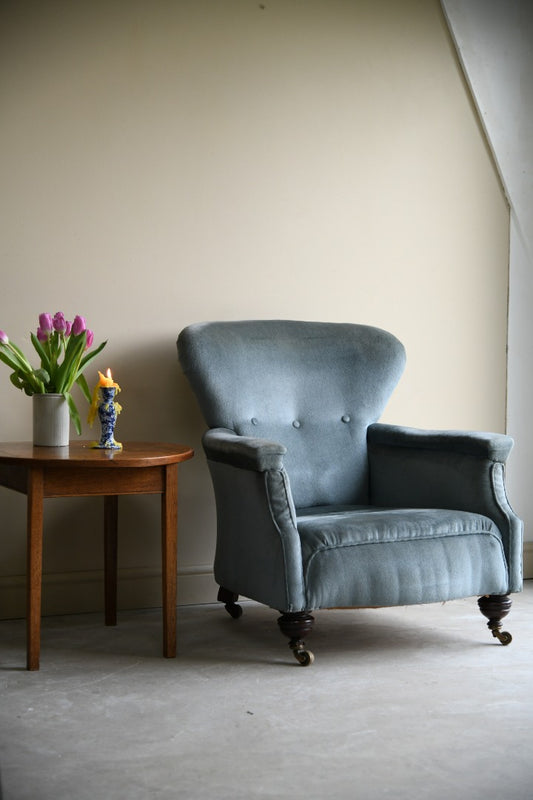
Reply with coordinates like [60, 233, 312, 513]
[88, 369, 122, 450]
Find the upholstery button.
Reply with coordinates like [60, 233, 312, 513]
[292, 420, 301, 429]
[251, 418, 258, 425]
[341, 415, 351, 423]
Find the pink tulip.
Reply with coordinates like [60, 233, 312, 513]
[72, 315, 86, 336]
[39, 313, 53, 333]
[0, 330, 8, 344]
[85, 329, 94, 348]
[53, 312, 68, 334]
[65, 321, 72, 336]
[36, 327, 49, 342]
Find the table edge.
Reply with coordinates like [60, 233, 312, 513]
[0, 441, 194, 468]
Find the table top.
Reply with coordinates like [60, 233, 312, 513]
[0, 441, 194, 468]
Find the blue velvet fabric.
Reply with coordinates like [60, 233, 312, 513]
[208, 461, 305, 611]
[177, 320, 523, 614]
[367, 424, 523, 592]
[297, 505, 508, 607]
[179, 320, 406, 508]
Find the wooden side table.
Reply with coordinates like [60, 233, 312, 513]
[0, 441, 194, 670]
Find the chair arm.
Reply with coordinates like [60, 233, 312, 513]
[367, 423, 522, 591]
[202, 427, 287, 471]
[367, 423, 515, 508]
[368, 423, 514, 461]
[203, 430, 306, 610]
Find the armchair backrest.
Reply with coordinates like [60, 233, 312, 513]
[178, 320, 406, 508]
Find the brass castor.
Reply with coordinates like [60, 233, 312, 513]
[494, 630, 512, 646]
[478, 594, 513, 646]
[293, 648, 315, 666]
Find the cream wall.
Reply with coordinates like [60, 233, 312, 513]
[0, 0, 511, 618]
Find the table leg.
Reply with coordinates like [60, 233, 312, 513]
[104, 495, 118, 626]
[26, 466, 44, 671]
[161, 463, 178, 657]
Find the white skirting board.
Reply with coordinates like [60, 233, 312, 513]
[0, 565, 218, 621]
[1, 549, 532, 621]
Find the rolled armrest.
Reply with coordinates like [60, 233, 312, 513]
[367, 423, 515, 508]
[203, 427, 287, 471]
[368, 423, 514, 462]
[204, 430, 305, 609]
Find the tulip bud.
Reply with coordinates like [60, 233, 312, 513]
[72, 315, 86, 336]
[0, 330, 8, 345]
[53, 312, 67, 334]
[37, 327, 49, 342]
[85, 329, 94, 348]
[39, 313, 53, 333]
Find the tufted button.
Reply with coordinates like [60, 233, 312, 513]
[341, 415, 351, 423]
[292, 420, 301, 429]
[251, 418, 258, 426]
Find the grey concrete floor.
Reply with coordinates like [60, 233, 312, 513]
[1, 583, 532, 800]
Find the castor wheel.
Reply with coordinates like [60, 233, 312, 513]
[294, 649, 315, 666]
[278, 612, 315, 666]
[225, 602, 243, 619]
[494, 630, 512, 646]
[478, 595, 513, 646]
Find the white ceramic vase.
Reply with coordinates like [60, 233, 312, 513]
[32, 393, 70, 447]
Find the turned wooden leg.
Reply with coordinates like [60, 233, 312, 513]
[277, 611, 315, 666]
[27, 466, 44, 671]
[218, 586, 243, 619]
[104, 495, 118, 627]
[161, 463, 178, 658]
[478, 594, 513, 645]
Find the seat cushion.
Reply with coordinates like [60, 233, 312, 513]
[296, 506, 509, 609]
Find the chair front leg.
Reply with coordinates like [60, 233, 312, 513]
[218, 585, 243, 619]
[478, 594, 513, 645]
[277, 611, 315, 666]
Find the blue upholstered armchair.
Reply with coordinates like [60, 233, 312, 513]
[177, 320, 523, 665]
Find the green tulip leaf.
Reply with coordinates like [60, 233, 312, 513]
[65, 391, 82, 435]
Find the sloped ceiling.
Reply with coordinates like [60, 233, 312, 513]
[441, 0, 532, 259]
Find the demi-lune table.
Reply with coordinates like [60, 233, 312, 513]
[0, 441, 194, 670]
